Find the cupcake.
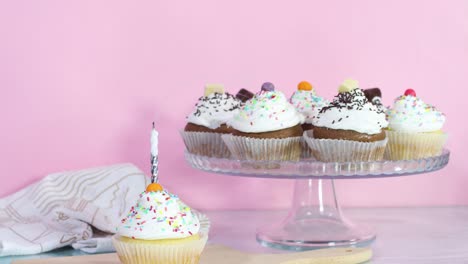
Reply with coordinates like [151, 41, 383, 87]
[222, 82, 305, 162]
[385, 89, 447, 160]
[290, 81, 329, 131]
[181, 84, 242, 158]
[304, 79, 389, 162]
[113, 183, 208, 264]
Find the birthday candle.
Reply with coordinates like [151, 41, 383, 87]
[150, 123, 159, 183]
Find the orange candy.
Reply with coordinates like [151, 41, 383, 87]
[146, 183, 163, 192]
[298, 81, 313, 91]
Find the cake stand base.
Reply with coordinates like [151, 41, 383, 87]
[256, 179, 375, 250]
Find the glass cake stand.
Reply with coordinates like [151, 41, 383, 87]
[184, 149, 450, 251]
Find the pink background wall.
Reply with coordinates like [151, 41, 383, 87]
[0, 0, 467, 209]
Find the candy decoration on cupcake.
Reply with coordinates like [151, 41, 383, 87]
[363, 87, 386, 112]
[297, 81, 313, 91]
[261, 82, 275, 92]
[204, 83, 225, 96]
[404, 88, 416, 97]
[146, 182, 163, 192]
[236, 88, 254, 102]
[338, 79, 359, 93]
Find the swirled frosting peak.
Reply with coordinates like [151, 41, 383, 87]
[290, 82, 329, 125]
[229, 90, 304, 133]
[387, 90, 445, 133]
[117, 183, 200, 240]
[314, 80, 388, 135]
[186, 92, 242, 129]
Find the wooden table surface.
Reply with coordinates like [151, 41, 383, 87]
[2, 207, 468, 264]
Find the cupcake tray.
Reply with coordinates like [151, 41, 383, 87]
[185, 149, 449, 179]
[184, 149, 450, 250]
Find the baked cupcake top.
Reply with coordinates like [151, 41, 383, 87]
[315, 79, 388, 135]
[290, 81, 329, 125]
[387, 89, 445, 133]
[186, 84, 242, 129]
[117, 183, 200, 240]
[228, 82, 304, 133]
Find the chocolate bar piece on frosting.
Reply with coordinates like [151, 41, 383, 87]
[236, 88, 254, 102]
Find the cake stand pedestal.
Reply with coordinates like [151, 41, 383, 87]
[185, 149, 450, 250]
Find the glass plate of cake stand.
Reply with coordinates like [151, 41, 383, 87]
[184, 149, 450, 251]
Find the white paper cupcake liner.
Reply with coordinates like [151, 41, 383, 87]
[300, 135, 314, 160]
[180, 131, 231, 158]
[385, 130, 448, 160]
[113, 211, 210, 264]
[303, 130, 388, 162]
[221, 134, 302, 162]
[192, 210, 210, 236]
[113, 234, 208, 264]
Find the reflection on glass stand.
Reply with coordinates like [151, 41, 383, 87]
[185, 149, 450, 250]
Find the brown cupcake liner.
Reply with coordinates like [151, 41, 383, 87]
[180, 131, 231, 158]
[385, 130, 447, 160]
[303, 130, 388, 162]
[221, 134, 302, 163]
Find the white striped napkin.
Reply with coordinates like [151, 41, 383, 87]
[0, 164, 148, 257]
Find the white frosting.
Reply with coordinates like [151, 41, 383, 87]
[387, 95, 445, 133]
[315, 89, 388, 135]
[186, 93, 241, 129]
[290, 90, 329, 125]
[228, 90, 304, 133]
[117, 190, 200, 240]
[372, 97, 387, 112]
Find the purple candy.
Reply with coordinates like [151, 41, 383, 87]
[261, 82, 275, 92]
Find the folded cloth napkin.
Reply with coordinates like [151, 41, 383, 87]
[0, 163, 148, 257]
[71, 235, 114, 254]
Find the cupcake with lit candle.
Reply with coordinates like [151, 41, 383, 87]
[113, 183, 209, 264]
[385, 89, 447, 160]
[290, 81, 329, 131]
[181, 84, 242, 158]
[304, 79, 388, 162]
[222, 82, 305, 162]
